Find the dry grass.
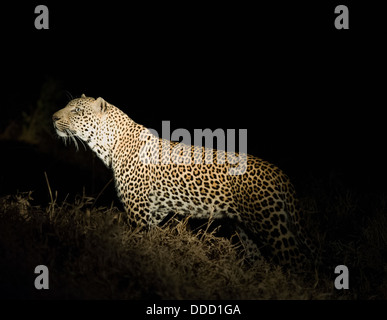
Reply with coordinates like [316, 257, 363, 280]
[0, 181, 386, 299]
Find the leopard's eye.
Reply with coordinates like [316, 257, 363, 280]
[72, 107, 81, 113]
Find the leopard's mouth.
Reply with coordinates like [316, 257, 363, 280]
[55, 127, 69, 138]
[53, 121, 76, 137]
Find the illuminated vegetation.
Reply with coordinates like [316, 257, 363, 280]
[1, 184, 386, 299]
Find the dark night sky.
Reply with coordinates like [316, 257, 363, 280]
[1, 2, 386, 198]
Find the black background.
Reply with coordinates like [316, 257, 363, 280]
[1, 1, 386, 199]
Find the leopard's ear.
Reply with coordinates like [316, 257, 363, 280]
[94, 97, 108, 113]
[81, 94, 86, 98]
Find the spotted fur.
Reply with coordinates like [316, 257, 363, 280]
[53, 95, 317, 269]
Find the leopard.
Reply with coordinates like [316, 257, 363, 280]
[52, 94, 318, 270]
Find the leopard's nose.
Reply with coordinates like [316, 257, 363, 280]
[52, 114, 60, 122]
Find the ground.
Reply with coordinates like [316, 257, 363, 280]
[0, 175, 386, 299]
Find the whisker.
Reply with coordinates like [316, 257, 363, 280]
[64, 90, 73, 101]
[62, 129, 78, 151]
[75, 135, 87, 151]
[63, 129, 87, 151]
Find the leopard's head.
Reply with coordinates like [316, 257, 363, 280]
[53, 94, 114, 166]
